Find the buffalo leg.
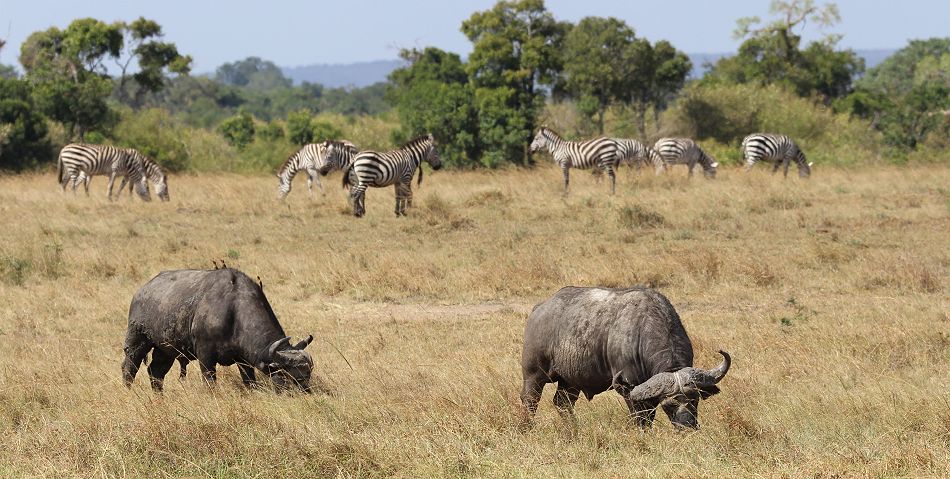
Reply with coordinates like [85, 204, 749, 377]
[196, 352, 219, 387]
[553, 382, 580, 425]
[147, 349, 176, 392]
[121, 331, 152, 387]
[624, 397, 657, 429]
[177, 357, 188, 380]
[237, 363, 257, 388]
[520, 370, 547, 427]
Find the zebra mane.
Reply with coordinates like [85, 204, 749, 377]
[277, 149, 301, 175]
[401, 134, 434, 150]
[538, 126, 563, 141]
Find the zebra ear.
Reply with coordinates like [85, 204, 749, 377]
[710, 162, 719, 168]
[808, 162, 814, 167]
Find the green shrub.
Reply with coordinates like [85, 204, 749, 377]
[217, 111, 255, 150]
[112, 108, 190, 172]
[662, 83, 881, 165]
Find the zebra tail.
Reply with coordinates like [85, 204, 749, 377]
[57, 155, 64, 185]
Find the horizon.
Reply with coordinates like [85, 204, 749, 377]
[1, 1, 945, 72]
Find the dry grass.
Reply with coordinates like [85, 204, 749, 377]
[0, 164, 948, 478]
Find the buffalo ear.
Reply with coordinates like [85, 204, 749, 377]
[293, 334, 314, 350]
[699, 384, 720, 400]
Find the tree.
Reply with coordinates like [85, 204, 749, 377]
[19, 19, 124, 139]
[286, 110, 314, 145]
[624, 39, 691, 138]
[844, 38, 950, 151]
[562, 17, 638, 135]
[388, 47, 480, 167]
[462, 0, 569, 164]
[705, 0, 863, 102]
[113, 17, 192, 108]
[0, 76, 51, 170]
[215, 57, 291, 91]
[217, 110, 255, 150]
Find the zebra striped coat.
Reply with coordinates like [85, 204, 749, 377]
[58, 143, 151, 201]
[614, 138, 666, 175]
[653, 138, 718, 178]
[741, 133, 812, 178]
[530, 127, 621, 194]
[318, 140, 360, 180]
[84, 152, 170, 202]
[342, 134, 442, 217]
[276, 140, 357, 200]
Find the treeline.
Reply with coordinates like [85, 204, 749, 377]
[1, 0, 949, 172]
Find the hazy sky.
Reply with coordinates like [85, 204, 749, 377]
[1, 0, 945, 71]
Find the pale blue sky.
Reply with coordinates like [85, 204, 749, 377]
[0, 0, 945, 71]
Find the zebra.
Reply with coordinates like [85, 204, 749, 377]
[529, 127, 621, 195]
[741, 133, 812, 178]
[653, 138, 718, 178]
[614, 138, 667, 175]
[276, 140, 358, 200]
[58, 143, 151, 201]
[341, 134, 441, 217]
[78, 151, 170, 201]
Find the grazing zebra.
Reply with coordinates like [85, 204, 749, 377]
[276, 140, 357, 200]
[653, 138, 718, 178]
[529, 127, 621, 195]
[741, 133, 812, 178]
[342, 134, 441, 217]
[80, 151, 170, 202]
[58, 143, 151, 201]
[614, 138, 667, 175]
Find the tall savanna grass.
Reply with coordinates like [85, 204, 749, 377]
[0, 164, 947, 477]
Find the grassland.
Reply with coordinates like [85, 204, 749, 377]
[0, 164, 948, 478]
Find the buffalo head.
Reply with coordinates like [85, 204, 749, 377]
[261, 335, 315, 393]
[614, 350, 730, 429]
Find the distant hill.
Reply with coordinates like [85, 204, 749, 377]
[282, 60, 405, 88]
[281, 49, 896, 88]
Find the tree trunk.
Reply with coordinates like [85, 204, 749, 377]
[598, 107, 606, 135]
[635, 102, 647, 140]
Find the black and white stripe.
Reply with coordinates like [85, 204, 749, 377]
[84, 151, 170, 201]
[653, 138, 718, 178]
[530, 127, 621, 194]
[318, 140, 361, 179]
[276, 140, 357, 200]
[58, 143, 151, 201]
[741, 133, 812, 178]
[614, 138, 667, 175]
[342, 134, 441, 217]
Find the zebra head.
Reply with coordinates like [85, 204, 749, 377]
[318, 140, 339, 176]
[530, 127, 550, 154]
[155, 175, 170, 201]
[425, 134, 442, 170]
[704, 154, 719, 179]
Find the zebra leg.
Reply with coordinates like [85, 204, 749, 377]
[117, 176, 130, 199]
[744, 157, 756, 172]
[562, 167, 570, 195]
[687, 161, 696, 178]
[783, 158, 791, 179]
[394, 182, 412, 216]
[350, 185, 367, 217]
[607, 167, 616, 195]
[308, 168, 324, 196]
[771, 160, 782, 174]
[107, 173, 117, 201]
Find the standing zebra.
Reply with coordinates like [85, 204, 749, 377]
[81, 151, 170, 202]
[342, 134, 441, 217]
[741, 133, 812, 178]
[530, 127, 621, 195]
[58, 143, 151, 201]
[653, 138, 718, 178]
[614, 138, 667, 175]
[276, 140, 358, 200]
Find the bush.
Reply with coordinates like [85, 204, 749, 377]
[286, 110, 314, 145]
[112, 108, 190, 172]
[0, 77, 51, 170]
[217, 111, 255, 150]
[662, 83, 880, 166]
[311, 120, 342, 142]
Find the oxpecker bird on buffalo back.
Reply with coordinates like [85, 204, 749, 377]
[122, 267, 319, 393]
[521, 286, 730, 429]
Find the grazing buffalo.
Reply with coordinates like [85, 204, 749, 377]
[521, 286, 730, 429]
[122, 268, 316, 393]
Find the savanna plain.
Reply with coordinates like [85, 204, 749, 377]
[0, 164, 948, 478]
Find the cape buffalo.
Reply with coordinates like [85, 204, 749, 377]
[122, 268, 316, 393]
[521, 286, 730, 429]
